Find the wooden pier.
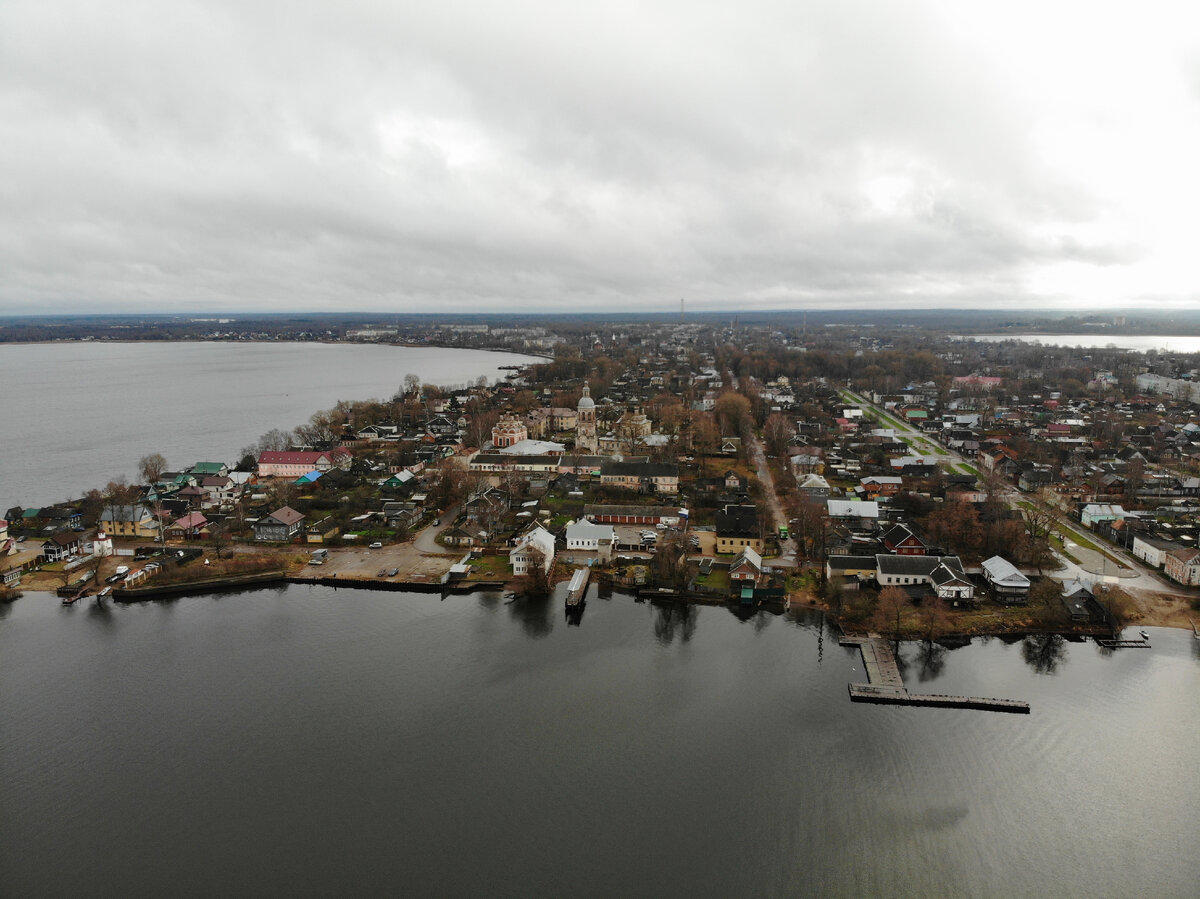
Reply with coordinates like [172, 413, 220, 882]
[840, 635, 1030, 714]
[1096, 638, 1151, 649]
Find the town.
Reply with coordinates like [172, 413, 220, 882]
[4, 315, 1200, 642]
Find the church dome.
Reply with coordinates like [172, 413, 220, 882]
[577, 386, 595, 409]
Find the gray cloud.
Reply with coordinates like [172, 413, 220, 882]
[0, 0, 1185, 314]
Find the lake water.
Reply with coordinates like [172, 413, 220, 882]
[2, 586, 1197, 898]
[966, 334, 1200, 354]
[0, 341, 542, 510]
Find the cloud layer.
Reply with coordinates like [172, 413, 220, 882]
[2, 0, 1198, 313]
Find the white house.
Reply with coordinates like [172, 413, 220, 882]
[827, 500, 879, 522]
[510, 525, 556, 576]
[980, 555, 1031, 603]
[565, 519, 615, 550]
[875, 554, 974, 602]
[1131, 535, 1175, 569]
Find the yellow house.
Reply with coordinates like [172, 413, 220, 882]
[99, 505, 160, 539]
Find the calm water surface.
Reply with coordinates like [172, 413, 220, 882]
[2, 587, 1197, 898]
[0, 341, 542, 509]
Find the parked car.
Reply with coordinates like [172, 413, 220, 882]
[369, 542, 383, 549]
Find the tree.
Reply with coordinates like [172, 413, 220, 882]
[1027, 576, 1060, 610]
[256, 429, 293, 453]
[692, 414, 719, 463]
[294, 409, 342, 447]
[1098, 586, 1138, 635]
[524, 547, 551, 598]
[875, 586, 908, 640]
[139, 453, 167, 486]
[403, 373, 421, 396]
[763, 412, 795, 459]
[209, 520, 231, 559]
[651, 532, 690, 591]
[917, 594, 950, 644]
[715, 391, 752, 438]
[465, 410, 499, 449]
[1020, 504, 1057, 573]
[101, 478, 137, 528]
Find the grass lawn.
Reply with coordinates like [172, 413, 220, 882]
[695, 568, 730, 592]
[465, 553, 511, 579]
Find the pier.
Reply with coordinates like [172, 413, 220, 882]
[840, 635, 1030, 714]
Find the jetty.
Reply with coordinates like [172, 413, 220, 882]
[565, 568, 590, 607]
[840, 635, 1030, 714]
[1096, 638, 1150, 649]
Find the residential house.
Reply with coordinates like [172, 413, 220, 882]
[257, 449, 351, 478]
[826, 500, 880, 526]
[728, 546, 763, 585]
[442, 522, 487, 548]
[99, 504, 160, 540]
[824, 555, 878, 584]
[200, 476, 238, 507]
[1131, 535, 1177, 569]
[859, 476, 902, 498]
[510, 525, 556, 576]
[253, 506, 306, 542]
[599, 460, 679, 495]
[565, 519, 616, 551]
[167, 512, 209, 540]
[715, 504, 762, 554]
[306, 516, 340, 544]
[796, 473, 831, 498]
[881, 524, 927, 556]
[876, 554, 974, 603]
[190, 462, 229, 479]
[980, 555, 1031, 604]
[1060, 579, 1106, 623]
[463, 488, 511, 525]
[1164, 548, 1200, 586]
[42, 530, 82, 561]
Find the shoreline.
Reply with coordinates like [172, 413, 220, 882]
[13, 578, 1196, 634]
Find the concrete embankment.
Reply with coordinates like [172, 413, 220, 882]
[113, 571, 287, 601]
[293, 574, 507, 594]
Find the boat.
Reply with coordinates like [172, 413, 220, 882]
[565, 568, 590, 607]
[1139, 629, 1150, 640]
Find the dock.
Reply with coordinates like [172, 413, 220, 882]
[566, 568, 590, 607]
[1096, 638, 1151, 649]
[840, 635, 1030, 714]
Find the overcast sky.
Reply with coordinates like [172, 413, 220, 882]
[3, 1, 1199, 315]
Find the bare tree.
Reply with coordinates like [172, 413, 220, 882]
[139, 453, 167, 486]
[763, 412, 795, 459]
[918, 594, 950, 644]
[524, 546, 552, 598]
[875, 586, 908, 641]
[256, 429, 293, 453]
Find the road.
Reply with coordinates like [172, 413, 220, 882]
[840, 387, 1192, 596]
[745, 430, 797, 566]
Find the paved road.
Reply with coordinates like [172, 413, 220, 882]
[841, 387, 1192, 595]
[412, 504, 459, 555]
